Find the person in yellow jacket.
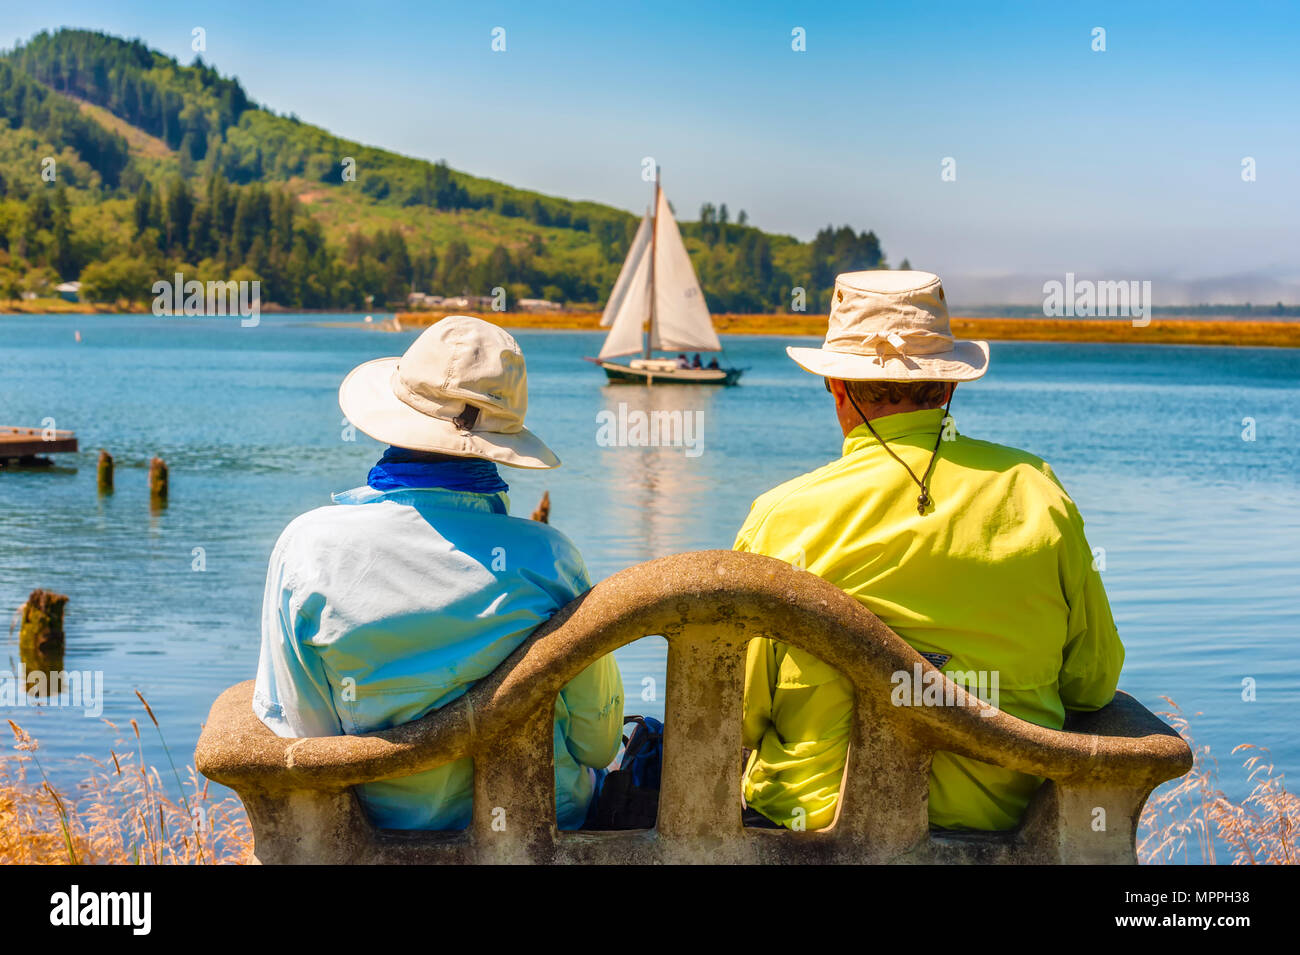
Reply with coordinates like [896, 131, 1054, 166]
[738, 270, 1125, 832]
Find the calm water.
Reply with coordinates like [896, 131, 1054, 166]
[2, 313, 1298, 812]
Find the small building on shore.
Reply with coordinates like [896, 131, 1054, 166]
[441, 295, 496, 311]
[405, 292, 445, 309]
[55, 281, 81, 303]
[517, 298, 563, 313]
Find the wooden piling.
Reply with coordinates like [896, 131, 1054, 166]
[19, 588, 68, 671]
[97, 449, 114, 492]
[149, 456, 169, 503]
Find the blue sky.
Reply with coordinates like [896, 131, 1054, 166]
[4, 1, 1297, 303]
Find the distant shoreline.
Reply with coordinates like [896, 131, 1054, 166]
[4, 303, 1298, 347]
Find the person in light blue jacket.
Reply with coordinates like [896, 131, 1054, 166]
[254, 316, 624, 831]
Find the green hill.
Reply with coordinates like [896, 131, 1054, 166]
[0, 28, 889, 311]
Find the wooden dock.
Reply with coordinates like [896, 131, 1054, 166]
[0, 425, 79, 461]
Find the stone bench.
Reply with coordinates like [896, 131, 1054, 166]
[195, 550, 1191, 864]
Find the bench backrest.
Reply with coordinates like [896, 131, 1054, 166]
[195, 550, 1191, 864]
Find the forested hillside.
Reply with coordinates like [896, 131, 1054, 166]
[0, 28, 890, 311]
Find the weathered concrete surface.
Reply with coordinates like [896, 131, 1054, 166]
[196, 550, 1191, 864]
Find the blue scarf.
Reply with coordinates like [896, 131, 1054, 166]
[367, 446, 509, 495]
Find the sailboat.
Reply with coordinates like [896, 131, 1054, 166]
[590, 169, 743, 386]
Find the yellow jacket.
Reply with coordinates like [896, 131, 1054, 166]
[737, 408, 1124, 831]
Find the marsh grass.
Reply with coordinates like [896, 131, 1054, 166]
[1138, 698, 1297, 865]
[387, 310, 1300, 348]
[1, 693, 251, 865]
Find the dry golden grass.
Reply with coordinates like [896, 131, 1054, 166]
[722, 314, 1300, 347]
[394, 309, 603, 331]
[1, 702, 252, 865]
[0, 298, 115, 315]
[69, 95, 177, 161]
[949, 317, 1300, 348]
[391, 311, 1300, 348]
[1138, 698, 1297, 865]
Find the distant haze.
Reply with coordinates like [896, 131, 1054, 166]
[943, 269, 1300, 309]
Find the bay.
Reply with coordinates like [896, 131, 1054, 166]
[1, 312, 1297, 816]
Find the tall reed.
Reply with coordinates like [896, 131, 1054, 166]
[1, 696, 251, 865]
[1138, 698, 1297, 865]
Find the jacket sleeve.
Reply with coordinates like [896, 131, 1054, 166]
[252, 530, 344, 739]
[554, 546, 625, 769]
[560, 655, 625, 768]
[1057, 499, 1126, 712]
[742, 637, 777, 749]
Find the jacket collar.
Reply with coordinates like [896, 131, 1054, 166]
[331, 484, 509, 515]
[842, 407, 949, 456]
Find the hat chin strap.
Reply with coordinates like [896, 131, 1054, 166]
[452, 405, 480, 433]
[844, 388, 954, 516]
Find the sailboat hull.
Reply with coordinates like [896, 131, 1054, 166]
[600, 361, 742, 386]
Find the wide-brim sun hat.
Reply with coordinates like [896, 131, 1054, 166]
[786, 270, 989, 382]
[338, 315, 560, 469]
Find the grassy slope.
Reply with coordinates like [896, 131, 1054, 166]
[70, 97, 174, 160]
[38, 85, 814, 295]
[292, 176, 615, 261]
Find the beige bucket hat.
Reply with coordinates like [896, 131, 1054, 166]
[786, 270, 989, 382]
[338, 316, 560, 469]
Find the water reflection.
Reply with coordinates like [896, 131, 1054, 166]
[594, 382, 725, 724]
[596, 382, 722, 565]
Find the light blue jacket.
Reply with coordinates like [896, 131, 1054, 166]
[253, 484, 625, 830]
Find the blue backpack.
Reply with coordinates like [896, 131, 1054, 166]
[619, 716, 663, 789]
[586, 715, 663, 829]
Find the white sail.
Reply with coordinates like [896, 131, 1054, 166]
[601, 210, 651, 328]
[649, 189, 722, 354]
[597, 232, 652, 359]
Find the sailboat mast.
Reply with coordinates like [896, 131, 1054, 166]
[645, 166, 660, 359]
